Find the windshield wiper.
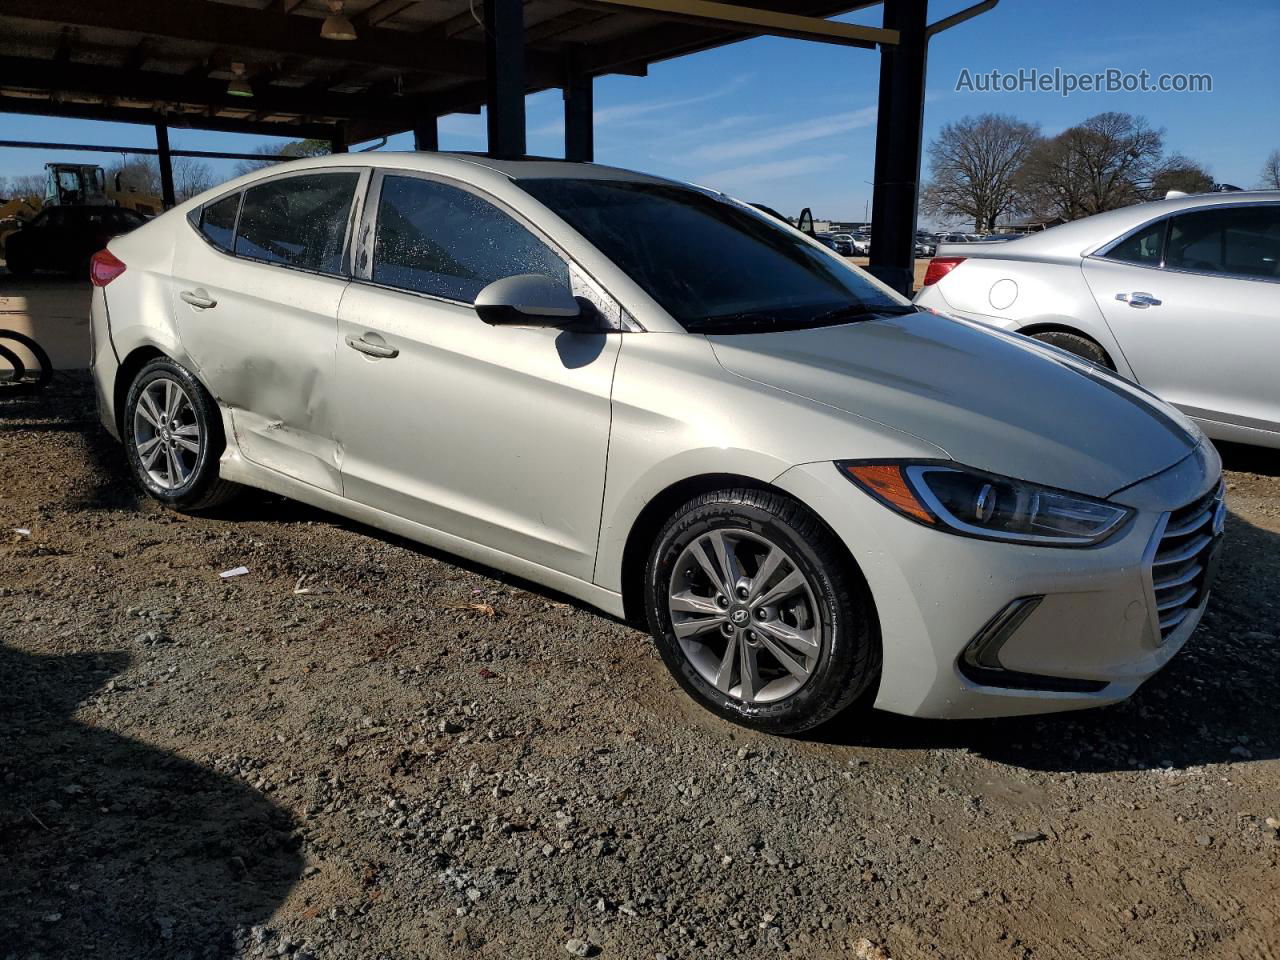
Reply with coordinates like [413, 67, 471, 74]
[810, 303, 918, 325]
[690, 311, 783, 332]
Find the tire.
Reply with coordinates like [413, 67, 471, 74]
[644, 488, 879, 735]
[1030, 330, 1113, 369]
[122, 357, 239, 511]
[5, 246, 33, 277]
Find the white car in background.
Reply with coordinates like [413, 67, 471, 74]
[916, 192, 1280, 449]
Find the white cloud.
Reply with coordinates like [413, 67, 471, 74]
[530, 74, 755, 138]
[697, 154, 846, 189]
[688, 105, 877, 164]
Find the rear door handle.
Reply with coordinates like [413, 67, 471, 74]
[344, 334, 399, 359]
[1115, 291, 1161, 308]
[179, 288, 217, 309]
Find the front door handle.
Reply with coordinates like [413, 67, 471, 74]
[1115, 291, 1162, 308]
[344, 334, 399, 359]
[179, 288, 217, 309]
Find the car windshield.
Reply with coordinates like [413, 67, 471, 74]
[517, 178, 911, 333]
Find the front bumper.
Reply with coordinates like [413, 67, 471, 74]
[773, 446, 1223, 719]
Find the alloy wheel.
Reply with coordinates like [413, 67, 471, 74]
[667, 529, 822, 704]
[132, 377, 202, 490]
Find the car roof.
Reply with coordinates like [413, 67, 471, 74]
[174, 151, 690, 218]
[994, 190, 1280, 259]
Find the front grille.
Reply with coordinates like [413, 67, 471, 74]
[1150, 481, 1224, 642]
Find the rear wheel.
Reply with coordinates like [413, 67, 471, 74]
[1030, 330, 1113, 369]
[123, 357, 239, 511]
[4, 245, 33, 277]
[644, 488, 879, 735]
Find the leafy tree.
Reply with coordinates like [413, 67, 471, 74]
[1150, 155, 1214, 197]
[233, 138, 332, 175]
[920, 113, 1041, 232]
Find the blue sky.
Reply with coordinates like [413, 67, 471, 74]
[2, 0, 1276, 225]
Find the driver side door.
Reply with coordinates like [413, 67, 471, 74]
[332, 171, 622, 581]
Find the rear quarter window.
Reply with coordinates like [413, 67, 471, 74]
[197, 192, 241, 253]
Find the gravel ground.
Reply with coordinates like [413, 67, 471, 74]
[2, 374, 1278, 960]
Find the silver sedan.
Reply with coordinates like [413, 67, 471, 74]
[90, 154, 1222, 734]
[916, 192, 1280, 449]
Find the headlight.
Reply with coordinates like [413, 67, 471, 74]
[837, 461, 1133, 547]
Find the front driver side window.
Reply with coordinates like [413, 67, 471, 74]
[371, 175, 568, 303]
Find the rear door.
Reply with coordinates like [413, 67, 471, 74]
[171, 168, 366, 493]
[1082, 203, 1280, 433]
[332, 170, 622, 580]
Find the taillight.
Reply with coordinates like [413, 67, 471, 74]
[90, 249, 126, 287]
[921, 256, 966, 287]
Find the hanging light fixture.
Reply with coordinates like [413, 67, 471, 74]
[321, 0, 358, 40]
[227, 62, 254, 98]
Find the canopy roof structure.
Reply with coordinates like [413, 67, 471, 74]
[0, 0, 998, 292]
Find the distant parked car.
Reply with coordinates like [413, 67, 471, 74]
[818, 233, 854, 256]
[915, 236, 937, 257]
[4, 205, 147, 277]
[916, 191, 1280, 448]
[936, 233, 972, 244]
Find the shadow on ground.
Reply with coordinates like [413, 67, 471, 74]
[813, 508, 1280, 774]
[0, 645, 302, 959]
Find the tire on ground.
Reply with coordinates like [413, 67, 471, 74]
[643, 487, 879, 735]
[122, 356, 239, 512]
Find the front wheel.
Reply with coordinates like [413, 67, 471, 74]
[122, 357, 239, 511]
[644, 488, 879, 735]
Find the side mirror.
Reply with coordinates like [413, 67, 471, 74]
[474, 274, 582, 327]
[797, 207, 815, 237]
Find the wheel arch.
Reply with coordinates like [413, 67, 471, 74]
[1016, 321, 1117, 368]
[113, 345, 168, 435]
[617, 472, 875, 636]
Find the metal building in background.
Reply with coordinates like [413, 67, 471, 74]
[0, 0, 996, 294]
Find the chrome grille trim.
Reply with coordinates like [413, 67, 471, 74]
[1144, 480, 1225, 644]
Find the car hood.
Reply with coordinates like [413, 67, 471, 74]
[707, 310, 1200, 498]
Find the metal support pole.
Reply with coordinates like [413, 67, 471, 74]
[154, 121, 175, 210]
[331, 124, 348, 154]
[868, 0, 929, 296]
[484, 0, 526, 158]
[563, 47, 594, 162]
[413, 115, 439, 151]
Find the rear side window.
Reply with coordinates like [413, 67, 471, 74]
[371, 175, 567, 303]
[199, 193, 240, 252]
[235, 173, 359, 273]
[1166, 206, 1280, 280]
[1105, 218, 1167, 266]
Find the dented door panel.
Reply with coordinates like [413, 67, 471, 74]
[169, 241, 347, 494]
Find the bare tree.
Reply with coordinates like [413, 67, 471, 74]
[9, 174, 46, 199]
[1261, 149, 1280, 190]
[920, 114, 1040, 232]
[171, 157, 219, 201]
[105, 156, 223, 203]
[1017, 112, 1166, 222]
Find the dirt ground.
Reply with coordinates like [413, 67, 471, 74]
[2, 373, 1279, 960]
